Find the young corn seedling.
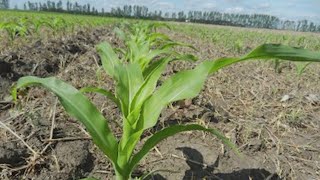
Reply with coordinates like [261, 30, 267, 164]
[46, 17, 67, 36]
[13, 23, 320, 180]
[0, 18, 29, 43]
[31, 17, 52, 36]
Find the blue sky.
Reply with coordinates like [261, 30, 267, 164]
[10, 0, 320, 23]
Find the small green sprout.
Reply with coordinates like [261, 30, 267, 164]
[0, 19, 29, 42]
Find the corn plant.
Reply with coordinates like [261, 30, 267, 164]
[234, 39, 244, 53]
[13, 23, 320, 180]
[0, 18, 29, 42]
[46, 17, 67, 35]
[113, 22, 197, 68]
[31, 17, 52, 36]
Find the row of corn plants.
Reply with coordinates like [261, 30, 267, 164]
[0, 11, 117, 43]
[13, 22, 320, 179]
[0, 17, 67, 41]
[172, 23, 320, 52]
[173, 23, 320, 74]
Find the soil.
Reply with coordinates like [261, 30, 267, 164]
[0, 25, 319, 180]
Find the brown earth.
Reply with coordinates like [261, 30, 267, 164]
[0, 25, 319, 180]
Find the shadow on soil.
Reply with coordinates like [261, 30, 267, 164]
[149, 147, 281, 180]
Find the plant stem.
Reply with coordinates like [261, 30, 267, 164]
[115, 169, 130, 180]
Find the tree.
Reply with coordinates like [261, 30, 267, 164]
[188, 11, 193, 21]
[87, 3, 90, 13]
[308, 22, 316, 32]
[317, 25, 320, 32]
[172, 12, 176, 19]
[0, 0, 10, 9]
[164, 12, 169, 19]
[66, 1, 70, 11]
[281, 20, 296, 31]
[178, 11, 185, 21]
[57, 0, 63, 11]
[123, 5, 131, 17]
[298, 20, 309, 31]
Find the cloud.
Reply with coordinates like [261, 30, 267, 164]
[286, 2, 295, 7]
[153, 1, 175, 10]
[223, 0, 244, 3]
[257, 2, 270, 9]
[202, 2, 217, 11]
[225, 6, 244, 13]
[184, 0, 210, 10]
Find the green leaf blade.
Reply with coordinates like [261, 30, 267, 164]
[97, 42, 121, 79]
[131, 58, 169, 113]
[141, 61, 212, 130]
[129, 124, 239, 173]
[115, 63, 144, 117]
[15, 76, 119, 162]
[244, 44, 320, 61]
[80, 86, 120, 107]
[208, 44, 320, 74]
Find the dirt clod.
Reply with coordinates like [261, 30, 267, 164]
[0, 142, 28, 165]
[54, 140, 94, 179]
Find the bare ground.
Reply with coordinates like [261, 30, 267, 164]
[0, 25, 319, 180]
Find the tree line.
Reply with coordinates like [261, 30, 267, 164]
[22, 0, 100, 15]
[108, 5, 320, 32]
[1, 0, 320, 32]
[0, 0, 9, 9]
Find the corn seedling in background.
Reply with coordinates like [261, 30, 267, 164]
[31, 17, 52, 36]
[234, 39, 244, 53]
[13, 23, 320, 180]
[46, 17, 67, 35]
[0, 19, 29, 42]
[0, 11, 119, 43]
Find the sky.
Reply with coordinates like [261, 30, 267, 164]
[10, 0, 320, 23]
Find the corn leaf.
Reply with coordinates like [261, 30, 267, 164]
[121, 58, 170, 156]
[142, 54, 197, 78]
[172, 53, 198, 62]
[127, 40, 140, 63]
[80, 87, 120, 107]
[142, 44, 320, 130]
[143, 57, 169, 78]
[80, 178, 99, 180]
[14, 76, 119, 162]
[97, 42, 120, 79]
[115, 63, 144, 117]
[114, 27, 126, 40]
[139, 49, 172, 70]
[295, 62, 311, 75]
[209, 44, 320, 74]
[160, 41, 198, 51]
[129, 124, 239, 173]
[117, 129, 143, 171]
[149, 33, 171, 44]
[141, 61, 212, 130]
[131, 58, 169, 114]
[148, 22, 171, 31]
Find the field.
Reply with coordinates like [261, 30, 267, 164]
[0, 10, 320, 180]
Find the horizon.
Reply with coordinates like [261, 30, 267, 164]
[9, 0, 320, 23]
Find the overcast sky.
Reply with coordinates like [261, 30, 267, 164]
[10, 0, 320, 23]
